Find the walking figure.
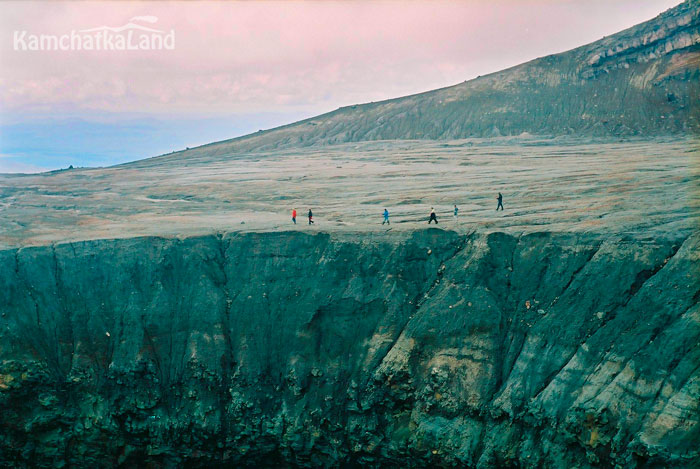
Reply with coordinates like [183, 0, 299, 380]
[382, 208, 390, 225]
[496, 193, 504, 211]
[453, 204, 459, 218]
[292, 208, 297, 224]
[429, 207, 438, 224]
[308, 209, 314, 224]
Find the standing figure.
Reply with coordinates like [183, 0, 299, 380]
[496, 193, 504, 211]
[292, 208, 297, 224]
[454, 204, 459, 218]
[382, 208, 390, 225]
[308, 209, 314, 224]
[429, 207, 438, 224]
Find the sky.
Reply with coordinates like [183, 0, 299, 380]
[0, 0, 684, 172]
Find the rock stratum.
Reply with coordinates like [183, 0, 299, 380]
[1, 231, 698, 467]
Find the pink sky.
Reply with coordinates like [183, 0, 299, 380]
[0, 0, 686, 172]
[0, 0, 684, 118]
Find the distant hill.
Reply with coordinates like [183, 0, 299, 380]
[137, 0, 699, 165]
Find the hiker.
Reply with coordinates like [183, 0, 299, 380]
[382, 208, 390, 225]
[292, 208, 297, 224]
[496, 192, 504, 211]
[308, 209, 314, 224]
[454, 204, 459, 218]
[429, 207, 438, 224]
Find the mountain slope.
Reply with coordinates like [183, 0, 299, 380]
[135, 0, 699, 167]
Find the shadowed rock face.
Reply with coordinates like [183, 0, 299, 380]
[1, 231, 697, 467]
[138, 0, 700, 163]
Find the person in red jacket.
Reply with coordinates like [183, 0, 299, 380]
[292, 208, 297, 224]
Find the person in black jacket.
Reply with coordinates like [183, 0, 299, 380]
[308, 209, 314, 224]
[429, 207, 438, 224]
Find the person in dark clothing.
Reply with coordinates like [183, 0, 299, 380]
[453, 204, 459, 218]
[292, 208, 297, 224]
[382, 208, 390, 225]
[308, 209, 314, 224]
[496, 193, 504, 211]
[429, 207, 438, 224]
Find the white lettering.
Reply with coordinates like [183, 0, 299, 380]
[40, 35, 58, 50]
[13, 30, 27, 50]
[164, 30, 175, 50]
[13, 22, 175, 51]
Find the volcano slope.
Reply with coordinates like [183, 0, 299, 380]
[130, 0, 700, 161]
[1, 2, 700, 468]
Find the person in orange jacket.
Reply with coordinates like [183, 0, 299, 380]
[292, 208, 297, 224]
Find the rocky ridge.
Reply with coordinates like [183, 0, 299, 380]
[135, 1, 700, 164]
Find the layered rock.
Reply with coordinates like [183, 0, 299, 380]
[1, 230, 697, 467]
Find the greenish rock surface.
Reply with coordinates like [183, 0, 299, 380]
[0, 230, 697, 467]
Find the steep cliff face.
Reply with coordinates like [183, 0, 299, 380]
[1, 231, 697, 467]
[135, 1, 700, 164]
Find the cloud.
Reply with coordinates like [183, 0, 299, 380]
[0, 0, 684, 169]
[0, 1, 683, 117]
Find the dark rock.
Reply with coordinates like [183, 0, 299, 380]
[0, 230, 697, 467]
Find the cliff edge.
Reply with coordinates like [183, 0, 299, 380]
[1, 231, 697, 467]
